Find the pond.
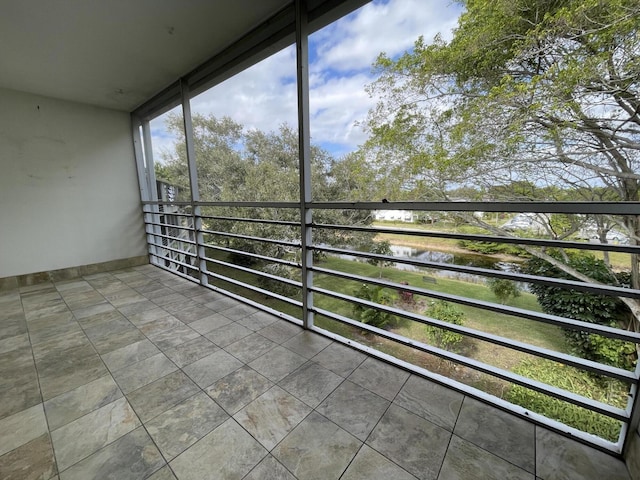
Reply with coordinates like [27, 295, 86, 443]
[388, 245, 521, 284]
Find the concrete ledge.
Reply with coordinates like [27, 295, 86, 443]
[0, 255, 149, 291]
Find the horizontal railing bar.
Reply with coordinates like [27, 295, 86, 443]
[148, 232, 197, 246]
[201, 281, 303, 326]
[144, 199, 640, 215]
[309, 322, 621, 454]
[149, 253, 199, 272]
[144, 221, 194, 230]
[316, 245, 640, 299]
[143, 200, 300, 208]
[151, 261, 304, 324]
[150, 260, 199, 281]
[312, 306, 628, 421]
[197, 201, 299, 208]
[200, 215, 299, 227]
[142, 200, 194, 210]
[311, 286, 636, 382]
[201, 229, 300, 247]
[312, 266, 640, 343]
[314, 223, 640, 255]
[203, 269, 303, 307]
[311, 201, 640, 215]
[203, 243, 300, 268]
[148, 242, 197, 258]
[204, 256, 302, 289]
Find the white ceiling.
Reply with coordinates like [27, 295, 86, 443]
[0, 0, 291, 111]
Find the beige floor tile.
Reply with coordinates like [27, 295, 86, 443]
[59, 427, 163, 480]
[112, 353, 177, 393]
[0, 404, 48, 457]
[316, 380, 389, 441]
[454, 397, 535, 473]
[278, 361, 343, 408]
[394, 374, 463, 431]
[51, 397, 140, 471]
[367, 405, 450, 480]
[44, 375, 122, 430]
[0, 433, 57, 480]
[127, 371, 200, 422]
[146, 392, 228, 460]
[234, 386, 311, 450]
[341, 444, 417, 480]
[439, 435, 534, 480]
[272, 411, 361, 480]
[206, 366, 273, 414]
[536, 428, 630, 480]
[170, 419, 266, 480]
[347, 357, 409, 401]
[183, 349, 242, 388]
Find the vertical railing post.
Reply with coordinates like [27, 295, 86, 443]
[622, 361, 640, 456]
[180, 79, 207, 286]
[296, 0, 313, 329]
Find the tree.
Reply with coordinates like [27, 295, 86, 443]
[157, 113, 377, 264]
[367, 240, 394, 278]
[487, 278, 521, 305]
[365, 0, 640, 333]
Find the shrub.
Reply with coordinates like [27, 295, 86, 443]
[352, 284, 395, 329]
[505, 359, 625, 442]
[424, 301, 465, 351]
[256, 264, 299, 298]
[487, 278, 521, 304]
[522, 251, 635, 369]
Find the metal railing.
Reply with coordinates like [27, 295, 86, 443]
[142, 199, 640, 454]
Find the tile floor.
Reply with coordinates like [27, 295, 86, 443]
[0, 264, 633, 480]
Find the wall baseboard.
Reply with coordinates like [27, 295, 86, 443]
[0, 255, 149, 291]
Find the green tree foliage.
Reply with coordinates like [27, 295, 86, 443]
[256, 264, 300, 298]
[506, 359, 624, 442]
[365, 0, 640, 329]
[424, 301, 465, 351]
[367, 240, 394, 278]
[156, 113, 378, 263]
[487, 278, 521, 305]
[523, 251, 635, 369]
[352, 284, 395, 329]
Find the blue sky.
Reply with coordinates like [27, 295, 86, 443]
[151, 0, 463, 161]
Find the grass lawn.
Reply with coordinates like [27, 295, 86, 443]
[205, 247, 568, 370]
[314, 256, 567, 370]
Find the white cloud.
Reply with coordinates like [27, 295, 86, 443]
[311, 0, 461, 74]
[151, 0, 463, 160]
[191, 46, 298, 131]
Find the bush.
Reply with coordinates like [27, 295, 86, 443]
[505, 359, 625, 442]
[424, 301, 465, 351]
[522, 251, 635, 369]
[256, 264, 299, 298]
[487, 278, 521, 304]
[352, 284, 395, 329]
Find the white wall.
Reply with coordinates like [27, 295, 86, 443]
[0, 87, 146, 277]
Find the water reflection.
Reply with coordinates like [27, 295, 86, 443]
[335, 245, 522, 285]
[389, 245, 511, 283]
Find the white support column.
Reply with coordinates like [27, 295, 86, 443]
[296, 0, 313, 329]
[140, 119, 163, 266]
[180, 79, 208, 286]
[131, 115, 158, 262]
